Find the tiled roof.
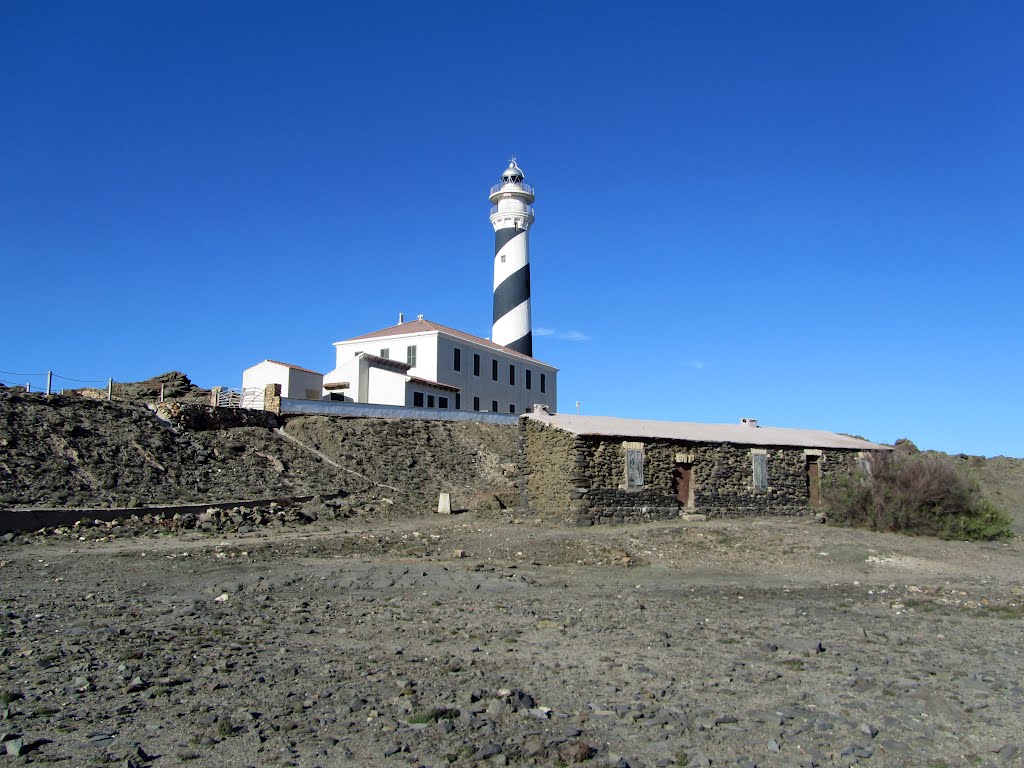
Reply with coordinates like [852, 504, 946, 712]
[338, 318, 558, 369]
[263, 359, 323, 376]
[359, 354, 412, 372]
[524, 411, 889, 451]
[407, 376, 460, 393]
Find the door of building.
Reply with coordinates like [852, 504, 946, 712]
[673, 462, 694, 508]
[806, 456, 821, 507]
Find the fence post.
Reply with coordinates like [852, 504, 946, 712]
[210, 386, 222, 408]
[46, 371, 52, 396]
[107, 378, 112, 401]
[160, 383, 164, 403]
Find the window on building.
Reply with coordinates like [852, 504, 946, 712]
[491, 400, 498, 413]
[473, 396, 480, 411]
[509, 403, 516, 413]
[509, 364, 515, 385]
[525, 370, 531, 390]
[413, 392, 424, 407]
[752, 449, 768, 490]
[455, 393, 461, 409]
[407, 345, 417, 366]
[491, 360, 498, 381]
[540, 373, 546, 393]
[453, 348, 461, 371]
[379, 348, 389, 359]
[427, 394, 435, 408]
[624, 442, 644, 490]
[473, 354, 480, 376]
[439, 396, 449, 409]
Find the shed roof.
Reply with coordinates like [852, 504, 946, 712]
[524, 411, 889, 451]
[258, 359, 323, 376]
[407, 376, 460, 393]
[338, 318, 557, 369]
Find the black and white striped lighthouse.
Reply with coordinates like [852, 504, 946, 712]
[489, 158, 535, 356]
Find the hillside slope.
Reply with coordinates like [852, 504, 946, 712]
[0, 391, 518, 514]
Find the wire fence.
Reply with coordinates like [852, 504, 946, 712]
[0, 368, 268, 410]
[1, 368, 175, 402]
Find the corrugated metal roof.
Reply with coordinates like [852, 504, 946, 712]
[524, 411, 889, 451]
[337, 318, 558, 369]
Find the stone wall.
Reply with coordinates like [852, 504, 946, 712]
[155, 402, 278, 432]
[522, 421, 867, 524]
[520, 418, 576, 514]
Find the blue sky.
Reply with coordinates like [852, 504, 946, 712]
[1, 2, 1021, 456]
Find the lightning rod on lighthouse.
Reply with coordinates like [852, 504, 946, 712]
[489, 158, 535, 356]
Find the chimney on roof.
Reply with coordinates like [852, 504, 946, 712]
[741, 418, 759, 428]
[398, 312, 404, 325]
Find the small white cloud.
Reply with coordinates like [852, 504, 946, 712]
[534, 327, 555, 337]
[559, 330, 591, 342]
[687, 360, 709, 370]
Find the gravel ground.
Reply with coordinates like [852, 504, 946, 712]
[2, 513, 1022, 768]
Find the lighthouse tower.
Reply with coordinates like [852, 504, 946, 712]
[489, 158, 535, 356]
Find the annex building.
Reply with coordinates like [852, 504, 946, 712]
[519, 409, 887, 523]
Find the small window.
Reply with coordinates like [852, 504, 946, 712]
[624, 442, 644, 490]
[509, 403, 516, 413]
[406, 345, 417, 366]
[491, 400, 498, 413]
[439, 396, 449, 409]
[473, 396, 480, 411]
[455, 393, 461, 409]
[501, 254, 506, 262]
[427, 394, 435, 408]
[525, 370, 531, 390]
[379, 348, 389, 360]
[540, 373, 546, 393]
[413, 392, 424, 407]
[453, 348, 461, 371]
[473, 354, 480, 376]
[752, 450, 768, 490]
[491, 360, 498, 381]
[509, 364, 515, 386]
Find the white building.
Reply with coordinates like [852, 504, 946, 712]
[242, 360, 324, 400]
[323, 316, 557, 414]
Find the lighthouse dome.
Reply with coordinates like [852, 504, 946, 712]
[501, 159, 525, 183]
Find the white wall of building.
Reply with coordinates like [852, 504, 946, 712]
[367, 366, 408, 406]
[243, 361, 324, 400]
[287, 368, 325, 400]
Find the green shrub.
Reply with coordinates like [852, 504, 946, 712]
[823, 451, 1011, 541]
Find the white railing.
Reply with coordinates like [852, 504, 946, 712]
[489, 181, 535, 197]
[490, 204, 535, 217]
[216, 387, 265, 410]
[240, 387, 265, 410]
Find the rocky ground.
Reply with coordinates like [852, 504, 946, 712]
[2, 512, 1023, 768]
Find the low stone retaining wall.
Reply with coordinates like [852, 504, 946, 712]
[154, 402, 278, 431]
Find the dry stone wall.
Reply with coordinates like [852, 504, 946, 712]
[155, 402, 278, 431]
[520, 418, 575, 514]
